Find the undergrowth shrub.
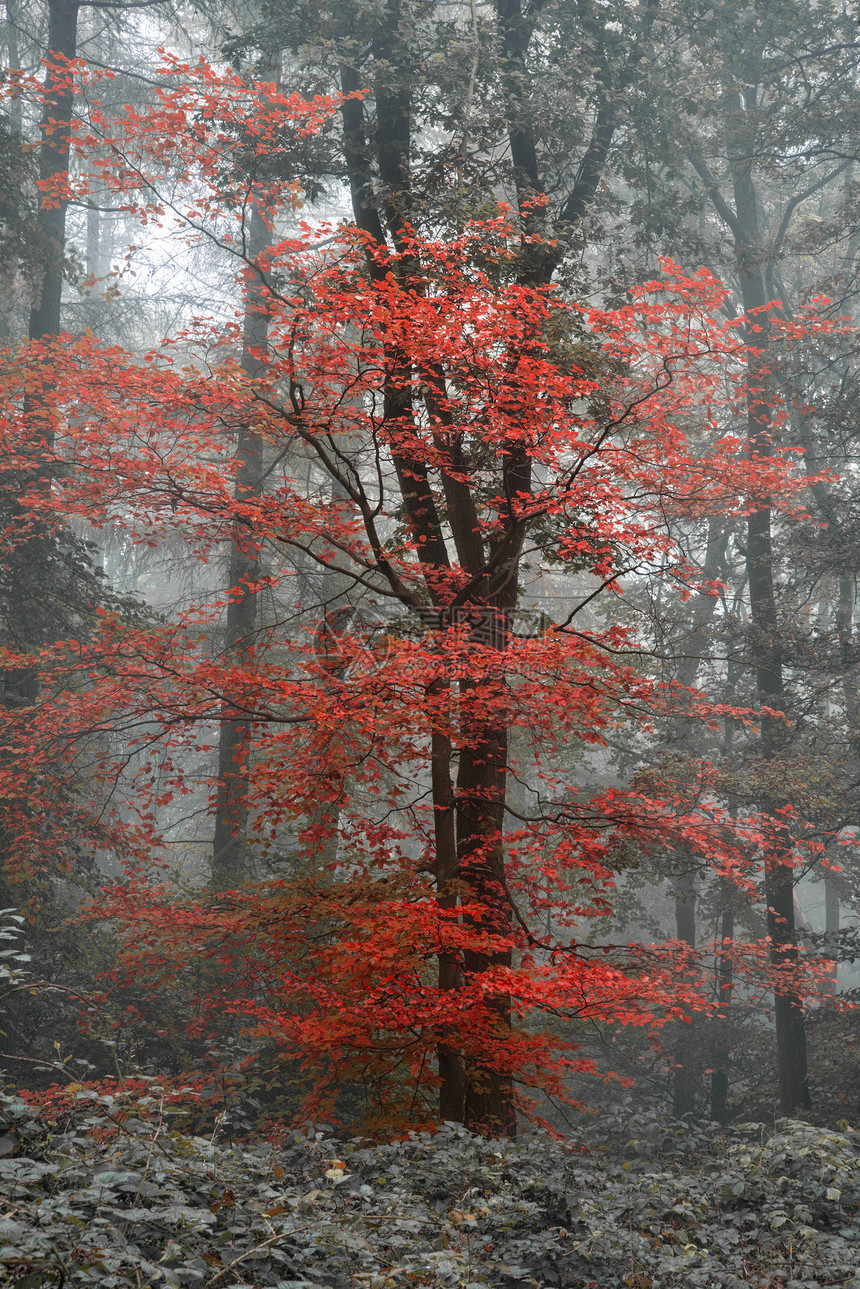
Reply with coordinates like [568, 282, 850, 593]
[3, 1086, 860, 1288]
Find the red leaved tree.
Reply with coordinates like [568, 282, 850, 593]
[0, 58, 839, 1133]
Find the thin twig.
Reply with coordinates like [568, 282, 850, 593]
[124, 1094, 164, 1236]
[204, 1226, 313, 1287]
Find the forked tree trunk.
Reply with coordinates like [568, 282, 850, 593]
[337, 0, 637, 1136]
[340, 21, 519, 1134]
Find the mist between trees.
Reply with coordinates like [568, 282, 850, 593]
[3, 0, 860, 1239]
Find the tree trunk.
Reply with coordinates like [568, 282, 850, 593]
[5, 0, 22, 140]
[710, 652, 743, 1123]
[337, 0, 632, 1137]
[340, 17, 515, 1131]
[457, 647, 516, 1137]
[3, 0, 79, 713]
[29, 0, 79, 344]
[211, 201, 268, 891]
[729, 104, 810, 1113]
[429, 677, 467, 1122]
[824, 876, 839, 997]
[86, 204, 100, 281]
[710, 894, 735, 1123]
[668, 517, 725, 1114]
[671, 860, 697, 1115]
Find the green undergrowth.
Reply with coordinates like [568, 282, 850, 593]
[3, 1087, 860, 1288]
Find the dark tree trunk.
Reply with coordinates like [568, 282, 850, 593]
[429, 678, 467, 1122]
[457, 658, 516, 1137]
[728, 99, 810, 1114]
[340, 15, 513, 1131]
[742, 343, 810, 1113]
[29, 0, 79, 344]
[3, 0, 79, 715]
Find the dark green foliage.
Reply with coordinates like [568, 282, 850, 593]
[0, 519, 150, 656]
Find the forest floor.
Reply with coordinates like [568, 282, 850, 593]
[2, 1088, 860, 1288]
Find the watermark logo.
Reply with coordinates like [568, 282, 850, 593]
[412, 605, 549, 646]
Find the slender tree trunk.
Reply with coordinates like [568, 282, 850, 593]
[745, 383, 810, 1111]
[824, 876, 839, 997]
[668, 518, 725, 1114]
[710, 894, 735, 1122]
[0, 0, 22, 338]
[795, 405, 859, 1001]
[820, 572, 860, 997]
[744, 376, 810, 1112]
[303, 603, 353, 869]
[671, 860, 697, 1115]
[730, 115, 810, 1113]
[211, 202, 268, 891]
[710, 652, 742, 1123]
[86, 205, 100, 280]
[825, 572, 849, 999]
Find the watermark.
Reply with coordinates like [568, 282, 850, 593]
[412, 605, 549, 646]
